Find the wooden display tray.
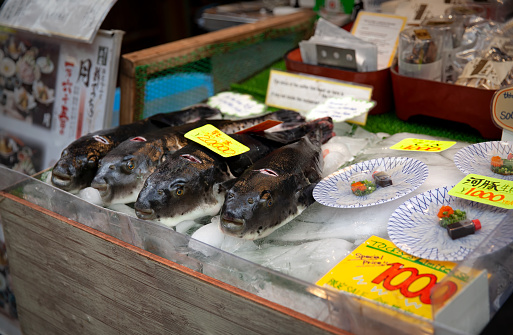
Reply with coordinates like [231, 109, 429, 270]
[0, 191, 344, 334]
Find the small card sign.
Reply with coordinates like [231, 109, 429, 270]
[491, 86, 513, 132]
[351, 11, 407, 70]
[448, 174, 513, 209]
[306, 96, 376, 125]
[185, 124, 249, 158]
[390, 138, 456, 152]
[265, 70, 373, 124]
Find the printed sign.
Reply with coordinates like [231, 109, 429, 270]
[491, 86, 513, 132]
[265, 70, 372, 125]
[316, 236, 478, 320]
[390, 138, 456, 152]
[351, 11, 407, 69]
[185, 124, 249, 158]
[449, 174, 513, 209]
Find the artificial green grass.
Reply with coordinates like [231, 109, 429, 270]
[231, 59, 493, 144]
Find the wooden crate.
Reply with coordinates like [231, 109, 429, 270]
[0, 191, 346, 335]
[0, 166, 437, 335]
[119, 10, 317, 124]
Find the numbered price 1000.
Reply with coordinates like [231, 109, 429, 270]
[464, 187, 505, 202]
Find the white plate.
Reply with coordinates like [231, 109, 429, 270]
[454, 141, 513, 180]
[388, 186, 511, 261]
[32, 80, 55, 104]
[313, 157, 428, 208]
[0, 57, 15, 77]
[36, 56, 54, 74]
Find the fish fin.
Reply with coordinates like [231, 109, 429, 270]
[262, 117, 335, 145]
[218, 178, 238, 194]
[267, 109, 305, 129]
[296, 183, 317, 207]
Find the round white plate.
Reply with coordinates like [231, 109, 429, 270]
[388, 186, 511, 261]
[313, 157, 428, 208]
[454, 141, 513, 180]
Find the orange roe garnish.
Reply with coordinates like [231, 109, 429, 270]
[437, 206, 454, 218]
[491, 156, 503, 167]
[351, 182, 366, 192]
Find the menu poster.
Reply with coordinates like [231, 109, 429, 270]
[0, 28, 123, 174]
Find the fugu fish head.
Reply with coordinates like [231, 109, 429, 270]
[51, 135, 110, 193]
[135, 150, 229, 223]
[220, 168, 296, 240]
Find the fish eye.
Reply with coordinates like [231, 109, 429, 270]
[87, 155, 98, 166]
[227, 192, 234, 199]
[176, 186, 184, 196]
[127, 159, 135, 169]
[267, 199, 273, 207]
[248, 198, 254, 204]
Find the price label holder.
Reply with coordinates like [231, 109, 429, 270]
[491, 86, 513, 141]
[185, 124, 249, 158]
[448, 174, 513, 209]
[390, 138, 456, 152]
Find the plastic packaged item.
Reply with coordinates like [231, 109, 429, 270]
[398, 27, 444, 81]
[421, 15, 465, 83]
[445, 3, 488, 27]
[299, 18, 378, 72]
[372, 171, 392, 187]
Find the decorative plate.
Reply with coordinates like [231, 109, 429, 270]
[454, 141, 513, 180]
[388, 186, 511, 261]
[313, 157, 428, 208]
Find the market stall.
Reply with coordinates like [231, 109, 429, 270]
[1, 2, 513, 335]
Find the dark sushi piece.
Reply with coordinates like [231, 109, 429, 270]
[372, 171, 393, 187]
[446, 219, 481, 240]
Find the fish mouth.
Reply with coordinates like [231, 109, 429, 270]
[50, 170, 73, 189]
[135, 207, 156, 220]
[220, 214, 245, 234]
[90, 182, 111, 200]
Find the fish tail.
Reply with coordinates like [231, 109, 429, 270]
[267, 109, 305, 127]
[266, 117, 334, 144]
[304, 117, 335, 144]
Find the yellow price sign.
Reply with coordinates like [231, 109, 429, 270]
[448, 174, 513, 209]
[390, 138, 456, 152]
[184, 124, 249, 158]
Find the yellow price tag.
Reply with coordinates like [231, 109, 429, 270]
[184, 124, 249, 158]
[390, 138, 456, 152]
[448, 174, 513, 209]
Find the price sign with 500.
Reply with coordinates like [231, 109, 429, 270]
[185, 124, 249, 157]
[449, 174, 513, 209]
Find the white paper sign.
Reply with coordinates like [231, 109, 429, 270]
[351, 11, 407, 70]
[265, 70, 373, 125]
[207, 91, 267, 117]
[306, 97, 376, 125]
[0, 0, 117, 43]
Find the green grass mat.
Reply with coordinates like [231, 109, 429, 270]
[231, 60, 493, 144]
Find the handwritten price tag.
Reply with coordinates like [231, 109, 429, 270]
[390, 138, 456, 152]
[448, 174, 513, 209]
[185, 124, 249, 158]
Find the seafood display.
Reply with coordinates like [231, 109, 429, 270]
[90, 109, 305, 205]
[350, 179, 376, 196]
[134, 118, 334, 226]
[51, 105, 222, 193]
[219, 126, 325, 240]
[491, 154, 513, 175]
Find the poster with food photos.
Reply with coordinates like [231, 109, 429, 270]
[0, 28, 123, 174]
